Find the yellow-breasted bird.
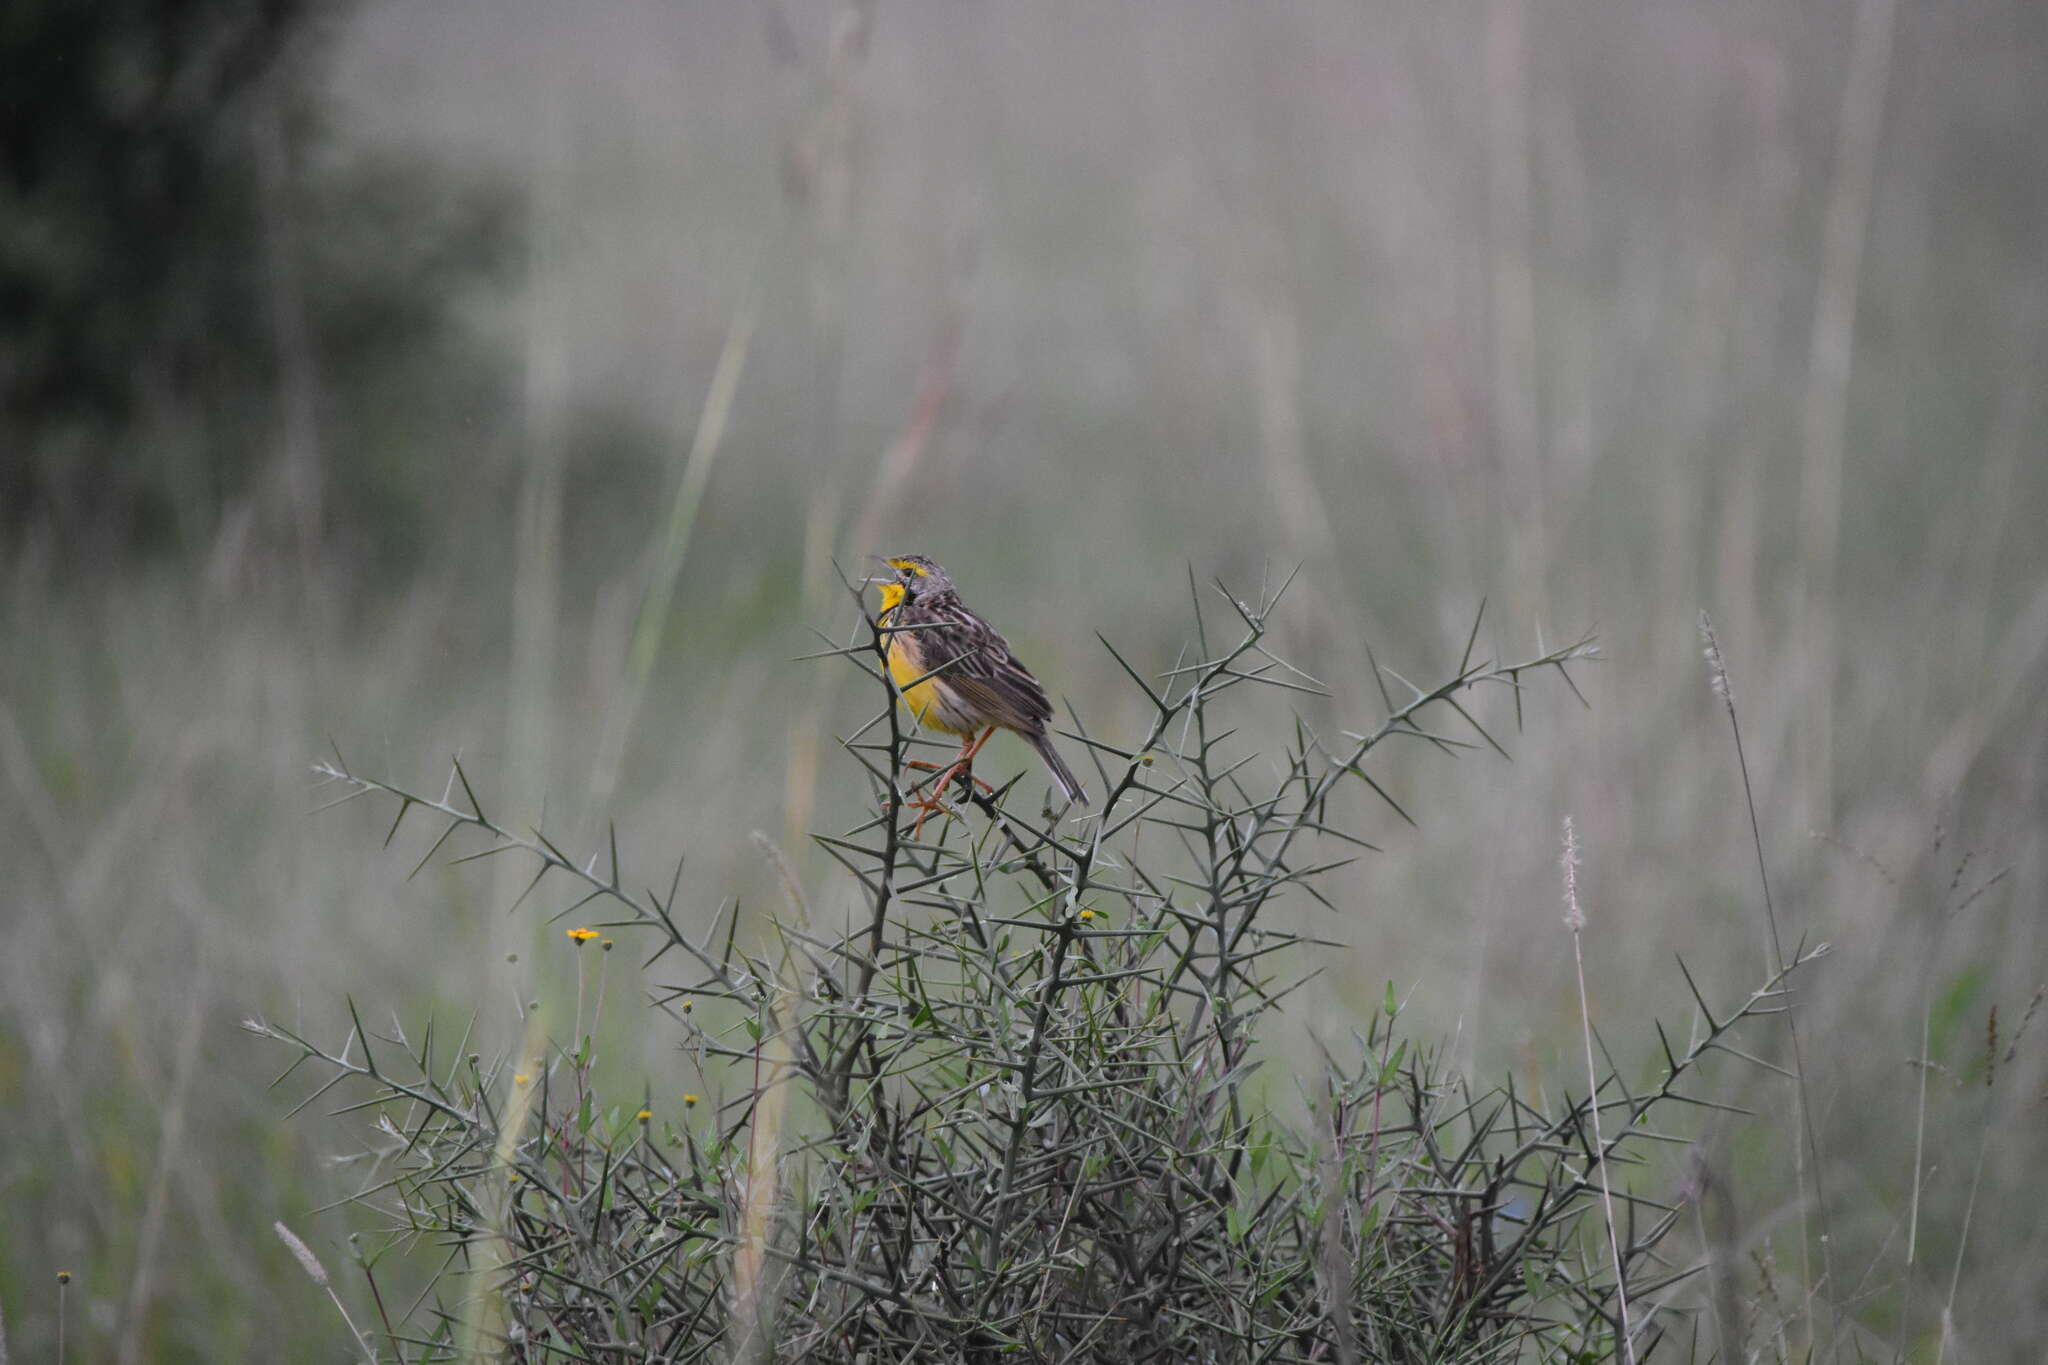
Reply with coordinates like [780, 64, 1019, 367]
[875, 555, 1087, 825]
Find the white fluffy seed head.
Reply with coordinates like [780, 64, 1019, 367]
[1698, 611, 1732, 705]
[274, 1221, 330, 1288]
[1561, 815, 1585, 932]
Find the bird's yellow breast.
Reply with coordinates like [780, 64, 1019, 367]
[880, 602, 974, 735]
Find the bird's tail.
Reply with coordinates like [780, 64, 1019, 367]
[1028, 733, 1089, 805]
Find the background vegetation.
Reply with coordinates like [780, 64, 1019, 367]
[2, 0, 2044, 1359]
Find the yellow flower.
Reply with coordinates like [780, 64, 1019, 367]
[567, 927, 599, 943]
[601, 938, 615, 951]
[636, 1108, 653, 1123]
[683, 1093, 700, 1108]
[515, 1073, 532, 1087]
[681, 999, 693, 1014]
[57, 1270, 73, 1285]
[1077, 908, 1096, 922]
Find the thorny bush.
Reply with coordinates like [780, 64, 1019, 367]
[256, 572, 1819, 1362]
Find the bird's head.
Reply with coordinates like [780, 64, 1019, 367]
[875, 554, 951, 612]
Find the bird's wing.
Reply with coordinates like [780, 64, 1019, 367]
[934, 605, 1054, 734]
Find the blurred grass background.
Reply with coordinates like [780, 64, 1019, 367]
[3, 0, 2045, 1358]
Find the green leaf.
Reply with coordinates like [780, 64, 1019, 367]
[1930, 964, 1985, 1060]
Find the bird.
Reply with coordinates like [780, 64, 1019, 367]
[873, 554, 1087, 831]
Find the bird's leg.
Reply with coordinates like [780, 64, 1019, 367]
[905, 727, 998, 794]
[904, 758, 997, 792]
[907, 728, 997, 838]
[945, 726, 997, 794]
[903, 735, 976, 838]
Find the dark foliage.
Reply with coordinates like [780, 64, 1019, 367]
[0, 0, 511, 560]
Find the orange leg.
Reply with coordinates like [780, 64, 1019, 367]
[904, 758, 996, 793]
[906, 728, 997, 838]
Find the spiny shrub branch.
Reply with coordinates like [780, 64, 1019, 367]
[253, 576, 1822, 1362]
